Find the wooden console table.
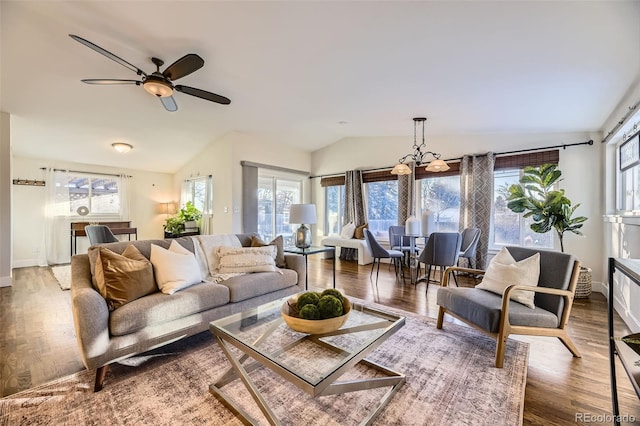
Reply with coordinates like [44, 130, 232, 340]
[608, 257, 640, 426]
[70, 221, 137, 255]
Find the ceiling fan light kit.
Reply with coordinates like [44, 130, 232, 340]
[69, 34, 231, 111]
[391, 117, 449, 175]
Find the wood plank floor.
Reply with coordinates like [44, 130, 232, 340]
[1, 258, 639, 425]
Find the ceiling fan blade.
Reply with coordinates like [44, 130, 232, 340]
[81, 79, 141, 85]
[69, 34, 147, 77]
[163, 54, 204, 81]
[160, 96, 178, 112]
[175, 85, 231, 105]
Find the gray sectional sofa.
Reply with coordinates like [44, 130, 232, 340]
[70, 233, 304, 391]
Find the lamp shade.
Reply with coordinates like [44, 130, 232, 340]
[289, 204, 317, 224]
[391, 163, 412, 175]
[425, 159, 450, 172]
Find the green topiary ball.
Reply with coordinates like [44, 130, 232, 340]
[299, 304, 320, 320]
[296, 292, 320, 310]
[321, 289, 344, 301]
[317, 295, 344, 319]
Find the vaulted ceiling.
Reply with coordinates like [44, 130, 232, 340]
[2, 1, 639, 173]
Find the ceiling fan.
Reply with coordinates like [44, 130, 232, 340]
[69, 34, 231, 112]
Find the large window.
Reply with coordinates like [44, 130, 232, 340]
[492, 169, 553, 249]
[365, 181, 398, 238]
[325, 185, 345, 235]
[619, 133, 640, 212]
[182, 176, 213, 214]
[419, 175, 460, 232]
[66, 174, 121, 217]
[258, 175, 302, 244]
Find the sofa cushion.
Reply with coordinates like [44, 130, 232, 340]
[109, 281, 231, 336]
[150, 241, 202, 295]
[216, 246, 277, 274]
[93, 245, 158, 311]
[251, 235, 286, 268]
[436, 287, 559, 333]
[193, 234, 242, 275]
[221, 269, 298, 302]
[476, 247, 540, 309]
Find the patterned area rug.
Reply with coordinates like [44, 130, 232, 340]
[51, 264, 71, 291]
[0, 307, 528, 425]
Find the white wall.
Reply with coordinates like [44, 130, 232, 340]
[311, 130, 604, 287]
[0, 112, 11, 286]
[175, 131, 312, 234]
[11, 156, 174, 267]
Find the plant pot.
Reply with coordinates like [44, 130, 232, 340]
[575, 266, 592, 299]
[184, 220, 197, 230]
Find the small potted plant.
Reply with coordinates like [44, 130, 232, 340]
[178, 201, 202, 230]
[506, 163, 591, 297]
[164, 216, 185, 237]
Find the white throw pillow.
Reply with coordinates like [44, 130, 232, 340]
[216, 246, 277, 274]
[150, 241, 202, 295]
[340, 222, 356, 239]
[476, 247, 541, 309]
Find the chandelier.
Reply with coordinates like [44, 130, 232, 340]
[390, 117, 449, 175]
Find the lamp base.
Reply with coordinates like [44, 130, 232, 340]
[295, 224, 312, 249]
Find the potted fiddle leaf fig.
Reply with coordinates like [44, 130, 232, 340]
[506, 163, 591, 297]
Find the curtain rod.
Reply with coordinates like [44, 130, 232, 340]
[40, 167, 132, 178]
[309, 139, 593, 179]
[602, 97, 640, 144]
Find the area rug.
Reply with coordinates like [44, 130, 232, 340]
[0, 308, 528, 426]
[51, 264, 71, 291]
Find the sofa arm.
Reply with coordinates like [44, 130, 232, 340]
[70, 255, 110, 369]
[284, 253, 305, 287]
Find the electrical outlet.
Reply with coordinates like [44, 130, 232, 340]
[224, 206, 228, 213]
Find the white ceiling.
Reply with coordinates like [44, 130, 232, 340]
[2, 1, 640, 173]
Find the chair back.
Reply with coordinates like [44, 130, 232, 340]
[460, 227, 481, 257]
[364, 229, 389, 258]
[418, 232, 462, 267]
[84, 225, 119, 245]
[506, 246, 578, 319]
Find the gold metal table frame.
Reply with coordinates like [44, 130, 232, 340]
[209, 299, 406, 426]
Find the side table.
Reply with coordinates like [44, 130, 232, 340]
[284, 246, 336, 290]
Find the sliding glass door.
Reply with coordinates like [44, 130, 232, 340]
[257, 175, 301, 245]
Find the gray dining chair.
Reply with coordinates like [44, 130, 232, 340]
[364, 229, 404, 286]
[458, 227, 481, 268]
[84, 225, 119, 246]
[417, 232, 462, 291]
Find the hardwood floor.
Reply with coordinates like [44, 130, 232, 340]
[2, 258, 639, 425]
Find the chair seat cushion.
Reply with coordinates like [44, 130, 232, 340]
[436, 287, 559, 333]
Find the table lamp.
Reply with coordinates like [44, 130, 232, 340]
[289, 204, 317, 249]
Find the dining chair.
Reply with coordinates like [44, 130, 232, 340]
[364, 229, 404, 286]
[417, 232, 462, 291]
[84, 225, 119, 246]
[458, 227, 481, 268]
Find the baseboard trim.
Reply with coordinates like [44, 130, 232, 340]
[12, 258, 44, 269]
[0, 275, 12, 287]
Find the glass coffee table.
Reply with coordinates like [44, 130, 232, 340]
[209, 295, 406, 425]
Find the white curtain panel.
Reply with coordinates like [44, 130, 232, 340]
[44, 168, 71, 265]
[118, 174, 131, 220]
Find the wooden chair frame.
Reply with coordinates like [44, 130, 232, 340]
[436, 262, 582, 368]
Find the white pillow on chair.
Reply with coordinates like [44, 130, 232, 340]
[340, 222, 356, 239]
[476, 247, 540, 309]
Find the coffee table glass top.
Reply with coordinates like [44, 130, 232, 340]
[210, 295, 405, 387]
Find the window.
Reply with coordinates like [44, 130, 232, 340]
[257, 174, 302, 245]
[325, 185, 345, 235]
[618, 133, 640, 212]
[492, 169, 553, 249]
[66, 174, 121, 217]
[365, 181, 398, 238]
[182, 176, 213, 214]
[419, 175, 460, 232]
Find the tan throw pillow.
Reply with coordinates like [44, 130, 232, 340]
[150, 241, 202, 295]
[217, 246, 277, 274]
[93, 245, 157, 311]
[476, 247, 541, 309]
[354, 223, 369, 240]
[250, 235, 286, 268]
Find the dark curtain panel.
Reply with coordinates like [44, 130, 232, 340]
[398, 162, 416, 225]
[342, 170, 367, 261]
[241, 164, 258, 233]
[459, 152, 495, 269]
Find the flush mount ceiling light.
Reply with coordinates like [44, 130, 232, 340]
[391, 117, 449, 175]
[112, 142, 133, 153]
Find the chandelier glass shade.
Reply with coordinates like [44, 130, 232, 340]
[391, 117, 449, 175]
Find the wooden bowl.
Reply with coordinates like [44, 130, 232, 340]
[281, 296, 351, 334]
